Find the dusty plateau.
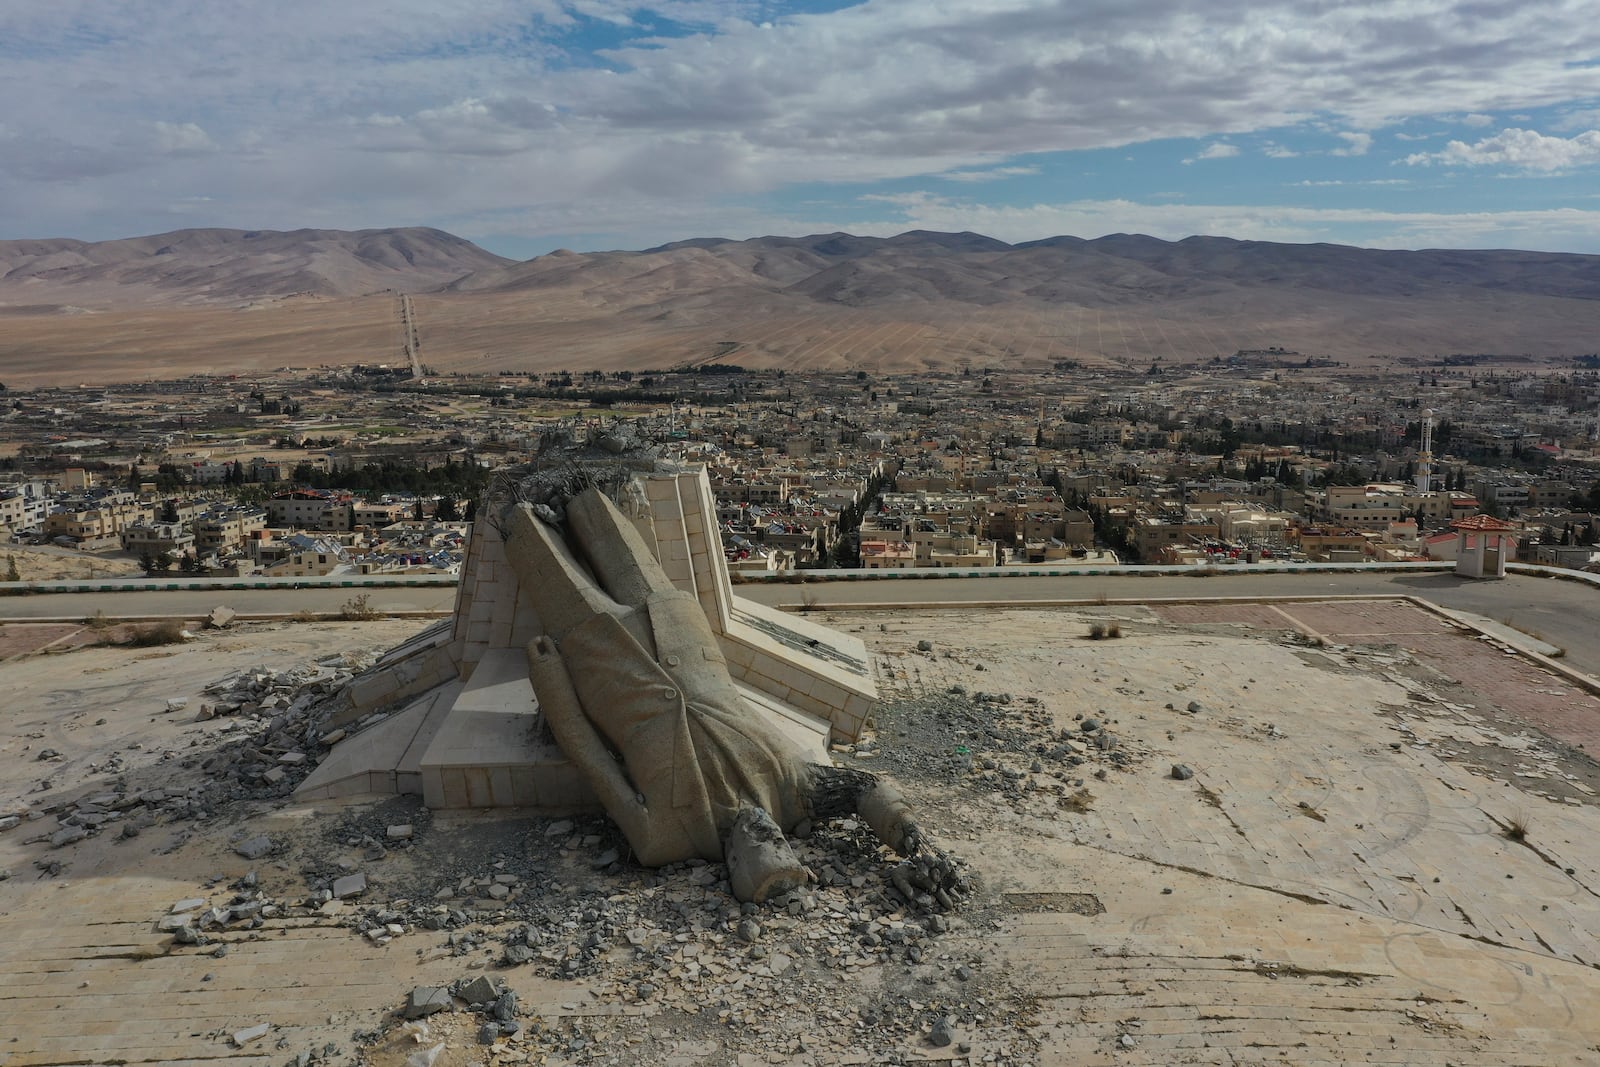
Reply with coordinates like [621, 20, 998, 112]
[2, 600, 1599, 1065]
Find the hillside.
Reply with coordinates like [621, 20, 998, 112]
[0, 227, 511, 310]
[2, 227, 1599, 383]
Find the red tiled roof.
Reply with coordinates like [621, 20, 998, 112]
[1450, 514, 1519, 532]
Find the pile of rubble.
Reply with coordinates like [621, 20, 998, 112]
[856, 687, 1146, 821]
[332, 816, 1011, 1064]
[193, 654, 379, 797]
[2, 650, 391, 863]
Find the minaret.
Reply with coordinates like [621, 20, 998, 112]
[1415, 409, 1434, 493]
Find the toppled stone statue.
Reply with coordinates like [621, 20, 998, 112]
[504, 487, 960, 904]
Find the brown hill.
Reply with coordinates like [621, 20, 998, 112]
[2, 228, 1599, 384]
[0, 227, 511, 311]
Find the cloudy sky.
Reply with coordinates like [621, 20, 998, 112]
[4, 0, 1600, 257]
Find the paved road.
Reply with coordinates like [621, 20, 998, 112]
[739, 571, 1600, 682]
[0, 584, 459, 619]
[4, 569, 1595, 681]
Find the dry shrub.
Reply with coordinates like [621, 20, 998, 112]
[339, 593, 381, 621]
[126, 619, 186, 647]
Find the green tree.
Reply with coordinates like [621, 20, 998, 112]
[4, 554, 19, 582]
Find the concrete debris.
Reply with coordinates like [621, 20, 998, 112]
[235, 835, 274, 860]
[332, 872, 368, 899]
[15, 651, 388, 874]
[205, 605, 237, 629]
[403, 986, 453, 1019]
[231, 1022, 271, 1047]
[49, 827, 87, 848]
[452, 975, 501, 1006]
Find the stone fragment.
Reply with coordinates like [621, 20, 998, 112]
[386, 824, 414, 840]
[916, 640, 934, 652]
[455, 976, 499, 1005]
[50, 827, 87, 848]
[332, 873, 367, 899]
[262, 767, 286, 785]
[231, 1023, 270, 1047]
[206, 606, 237, 629]
[1171, 764, 1195, 781]
[1186, 700, 1206, 714]
[929, 1017, 955, 1047]
[0, 815, 19, 833]
[235, 835, 274, 860]
[404, 987, 453, 1019]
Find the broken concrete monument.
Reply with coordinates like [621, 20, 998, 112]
[290, 455, 960, 902]
[297, 462, 877, 813]
[506, 488, 919, 897]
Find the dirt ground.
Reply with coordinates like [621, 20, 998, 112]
[2, 543, 144, 582]
[3, 603, 1600, 1066]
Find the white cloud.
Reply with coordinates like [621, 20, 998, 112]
[1461, 113, 1493, 127]
[831, 193, 1600, 254]
[939, 165, 1042, 182]
[1554, 108, 1600, 132]
[1263, 143, 1300, 158]
[152, 122, 216, 156]
[1405, 128, 1600, 171]
[1185, 143, 1240, 164]
[1331, 131, 1372, 156]
[1289, 178, 1409, 187]
[3, 1, 1600, 242]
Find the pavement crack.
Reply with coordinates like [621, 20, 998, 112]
[1128, 852, 1339, 907]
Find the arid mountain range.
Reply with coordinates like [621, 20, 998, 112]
[2, 226, 1598, 385]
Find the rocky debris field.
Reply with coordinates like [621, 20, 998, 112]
[1, 648, 382, 870]
[11, 606, 1600, 1066]
[2, 632, 1043, 1066]
[854, 685, 1146, 824]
